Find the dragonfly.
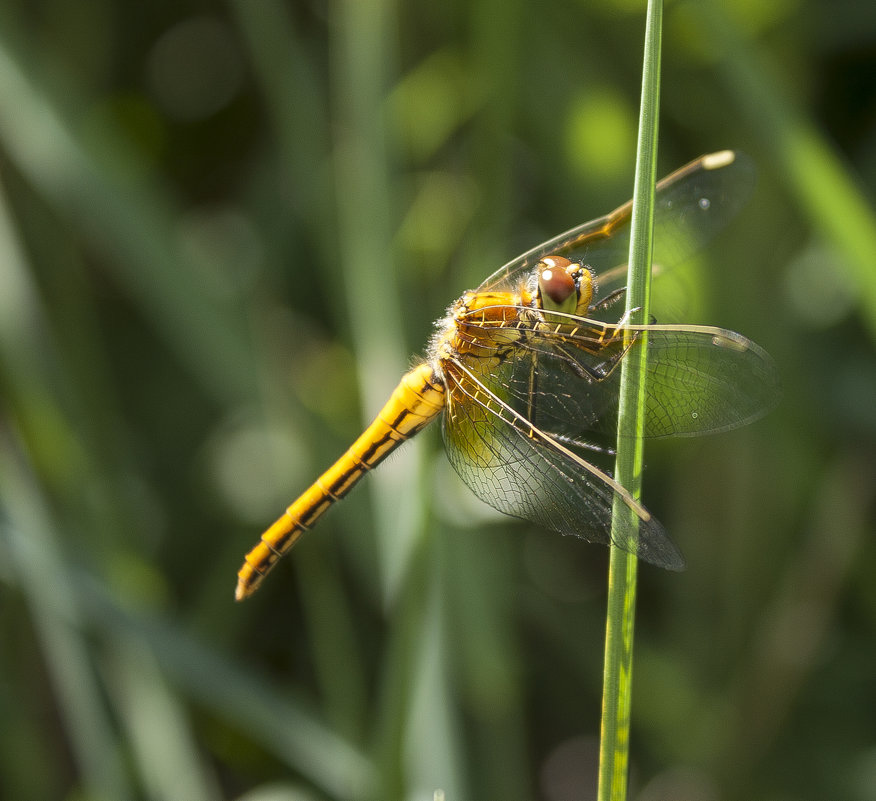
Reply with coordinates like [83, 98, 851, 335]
[235, 150, 779, 600]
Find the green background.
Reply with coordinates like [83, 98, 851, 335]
[1, 1, 874, 799]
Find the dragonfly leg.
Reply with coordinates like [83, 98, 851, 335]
[591, 286, 627, 311]
[614, 306, 644, 328]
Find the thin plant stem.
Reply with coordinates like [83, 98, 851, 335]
[596, 0, 662, 799]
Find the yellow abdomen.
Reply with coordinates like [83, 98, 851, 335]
[235, 362, 445, 600]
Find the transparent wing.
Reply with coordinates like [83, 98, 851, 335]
[477, 151, 755, 305]
[441, 359, 685, 570]
[454, 308, 781, 443]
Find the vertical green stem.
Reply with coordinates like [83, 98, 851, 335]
[596, 1, 662, 799]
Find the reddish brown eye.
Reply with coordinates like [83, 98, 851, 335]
[538, 256, 578, 311]
[540, 267, 575, 304]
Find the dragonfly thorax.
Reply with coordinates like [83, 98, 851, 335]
[426, 287, 536, 379]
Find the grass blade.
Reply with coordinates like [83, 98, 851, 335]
[597, 1, 662, 799]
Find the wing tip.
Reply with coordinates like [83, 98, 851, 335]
[640, 538, 687, 572]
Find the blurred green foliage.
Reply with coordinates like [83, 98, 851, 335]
[0, 1, 875, 800]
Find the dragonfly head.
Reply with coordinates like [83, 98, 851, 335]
[536, 256, 594, 315]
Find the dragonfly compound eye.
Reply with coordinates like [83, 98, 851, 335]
[538, 256, 580, 314]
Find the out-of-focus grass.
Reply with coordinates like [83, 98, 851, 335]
[0, 1, 874, 800]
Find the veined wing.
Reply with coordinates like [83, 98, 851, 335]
[441, 357, 685, 570]
[454, 306, 780, 442]
[476, 151, 755, 305]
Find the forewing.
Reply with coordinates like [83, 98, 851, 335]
[441, 359, 685, 570]
[456, 310, 780, 443]
[637, 324, 780, 437]
[476, 151, 754, 305]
